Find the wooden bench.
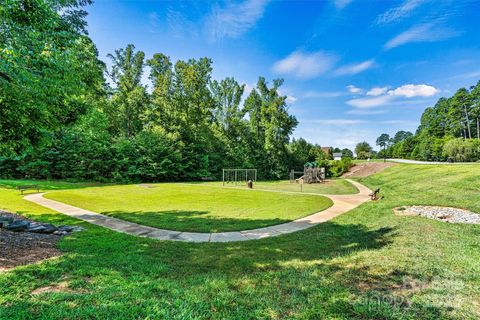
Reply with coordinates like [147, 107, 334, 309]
[200, 177, 214, 181]
[369, 188, 380, 200]
[16, 185, 40, 195]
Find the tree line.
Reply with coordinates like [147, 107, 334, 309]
[375, 81, 480, 162]
[0, 0, 353, 182]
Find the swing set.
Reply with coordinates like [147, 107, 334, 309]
[222, 169, 257, 186]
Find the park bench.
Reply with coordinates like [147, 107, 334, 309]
[369, 188, 380, 200]
[16, 185, 40, 195]
[200, 177, 214, 181]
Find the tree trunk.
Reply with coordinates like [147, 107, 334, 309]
[464, 104, 472, 139]
[477, 117, 479, 139]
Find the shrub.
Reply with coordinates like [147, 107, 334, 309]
[442, 138, 480, 162]
[316, 158, 352, 178]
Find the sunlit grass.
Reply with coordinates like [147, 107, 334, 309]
[201, 179, 358, 195]
[1, 165, 480, 319]
[44, 183, 333, 232]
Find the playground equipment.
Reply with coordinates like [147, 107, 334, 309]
[222, 169, 257, 186]
[289, 165, 325, 184]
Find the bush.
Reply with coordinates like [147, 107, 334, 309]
[316, 158, 352, 178]
[442, 138, 480, 162]
[356, 151, 372, 160]
[411, 136, 446, 161]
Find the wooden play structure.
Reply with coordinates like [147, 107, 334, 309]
[289, 163, 325, 184]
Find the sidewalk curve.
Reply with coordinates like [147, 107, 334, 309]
[24, 179, 372, 243]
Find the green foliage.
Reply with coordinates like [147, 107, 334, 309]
[383, 80, 480, 161]
[341, 148, 354, 158]
[393, 130, 413, 143]
[288, 138, 318, 170]
[1, 2, 332, 182]
[106, 44, 149, 137]
[376, 133, 391, 149]
[442, 138, 480, 162]
[355, 141, 373, 160]
[315, 158, 352, 178]
[410, 134, 447, 161]
[329, 158, 353, 177]
[0, 0, 104, 155]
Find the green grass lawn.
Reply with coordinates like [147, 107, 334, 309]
[43, 183, 333, 232]
[202, 178, 358, 195]
[1, 165, 480, 319]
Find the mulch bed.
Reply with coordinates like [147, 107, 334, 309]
[0, 211, 62, 272]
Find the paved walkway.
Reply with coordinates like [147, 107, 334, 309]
[387, 158, 479, 165]
[24, 179, 372, 243]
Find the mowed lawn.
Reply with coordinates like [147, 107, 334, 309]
[206, 178, 359, 195]
[44, 184, 333, 232]
[1, 165, 480, 319]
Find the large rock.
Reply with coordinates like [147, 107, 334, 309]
[57, 225, 74, 232]
[58, 225, 85, 232]
[27, 223, 48, 233]
[5, 220, 30, 231]
[41, 224, 57, 234]
[0, 216, 14, 228]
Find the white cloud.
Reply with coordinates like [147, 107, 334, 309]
[347, 95, 393, 109]
[286, 95, 297, 103]
[149, 12, 159, 32]
[388, 84, 439, 97]
[347, 83, 439, 109]
[346, 85, 363, 94]
[206, 0, 269, 41]
[305, 119, 365, 125]
[241, 83, 257, 97]
[384, 22, 460, 50]
[346, 109, 387, 115]
[303, 91, 345, 98]
[376, 0, 426, 24]
[366, 87, 388, 96]
[272, 50, 338, 79]
[447, 70, 480, 81]
[334, 0, 353, 9]
[380, 120, 418, 126]
[335, 59, 375, 76]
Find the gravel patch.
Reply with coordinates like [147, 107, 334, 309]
[396, 206, 480, 224]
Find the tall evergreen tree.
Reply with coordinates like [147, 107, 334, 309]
[106, 44, 149, 137]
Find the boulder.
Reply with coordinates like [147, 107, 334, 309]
[0, 216, 14, 228]
[57, 225, 74, 232]
[41, 224, 57, 234]
[5, 220, 30, 231]
[27, 223, 48, 233]
[71, 226, 85, 232]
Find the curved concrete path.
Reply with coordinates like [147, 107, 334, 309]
[24, 179, 372, 243]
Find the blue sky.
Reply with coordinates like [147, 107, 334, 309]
[86, 0, 480, 151]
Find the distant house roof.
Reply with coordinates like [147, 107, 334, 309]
[321, 147, 331, 155]
[333, 152, 342, 158]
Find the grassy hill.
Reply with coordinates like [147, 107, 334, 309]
[1, 165, 479, 319]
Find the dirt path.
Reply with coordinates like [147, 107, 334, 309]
[343, 162, 396, 178]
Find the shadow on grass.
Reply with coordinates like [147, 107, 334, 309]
[0, 212, 460, 319]
[99, 210, 293, 233]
